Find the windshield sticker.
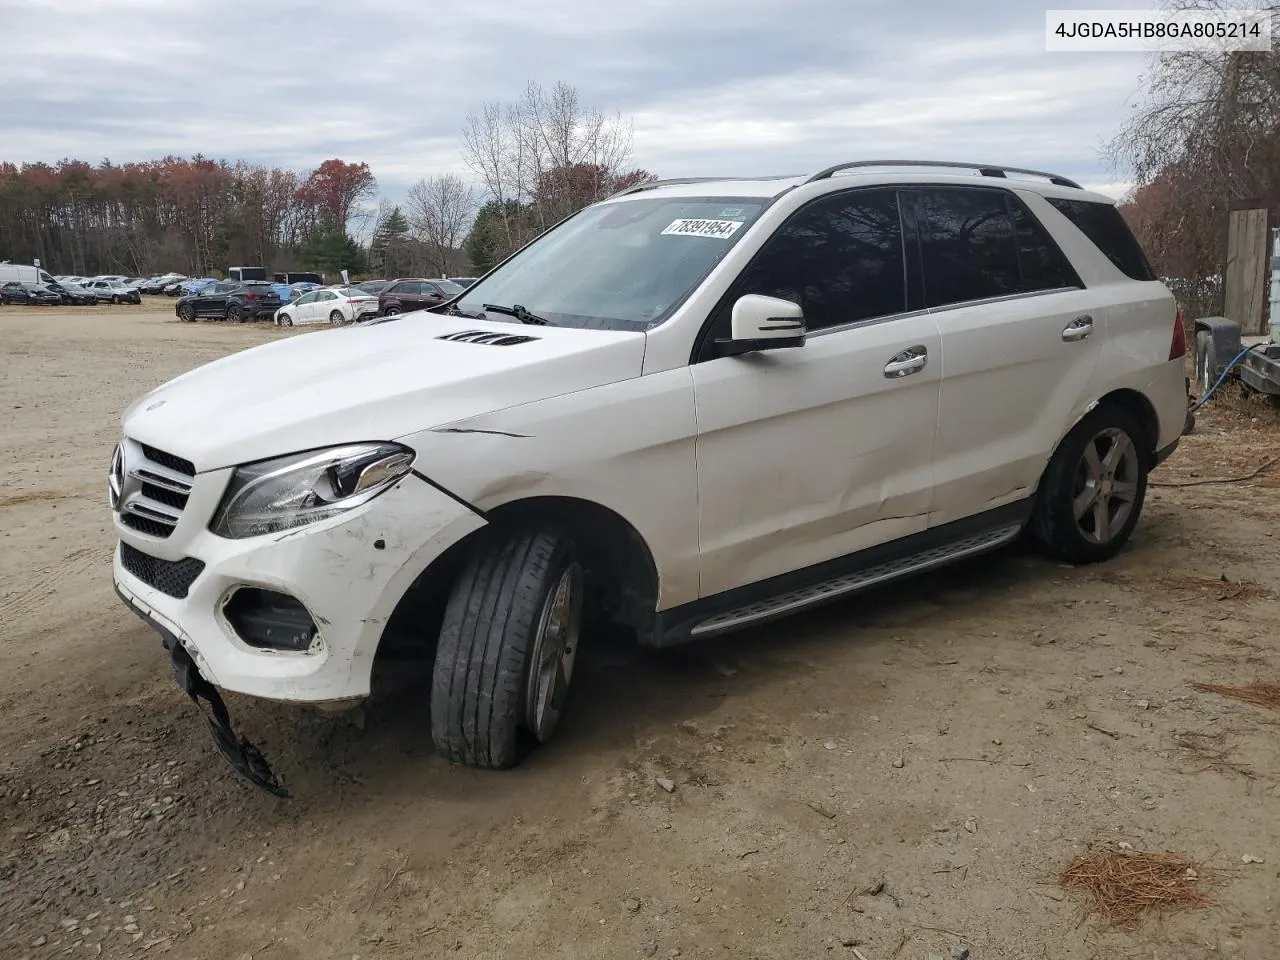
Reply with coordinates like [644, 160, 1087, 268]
[717, 207, 746, 218]
[660, 218, 745, 239]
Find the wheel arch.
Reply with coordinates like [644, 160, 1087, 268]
[1092, 388, 1160, 464]
[376, 495, 661, 662]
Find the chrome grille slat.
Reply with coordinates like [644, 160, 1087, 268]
[127, 501, 181, 523]
[132, 466, 193, 494]
[114, 440, 194, 540]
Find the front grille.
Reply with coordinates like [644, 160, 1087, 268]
[119, 441, 195, 539]
[140, 444, 195, 477]
[119, 542, 205, 599]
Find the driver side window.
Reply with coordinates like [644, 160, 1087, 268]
[698, 188, 909, 359]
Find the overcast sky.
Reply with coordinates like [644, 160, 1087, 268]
[1, 0, 1155, 205]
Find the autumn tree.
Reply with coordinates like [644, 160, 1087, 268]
[296, 159, 377, 230]
[407, 174, 478, 276]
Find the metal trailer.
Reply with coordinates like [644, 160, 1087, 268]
[1193, 227, 1280, 398]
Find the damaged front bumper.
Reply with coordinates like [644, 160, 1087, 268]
[116, 583, 289, 797]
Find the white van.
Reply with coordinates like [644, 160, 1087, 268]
[0, 263, 58, 287]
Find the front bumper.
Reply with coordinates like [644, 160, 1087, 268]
[112, 465, 486, 704]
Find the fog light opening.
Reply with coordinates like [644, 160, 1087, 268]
[224, 588, 320, 652]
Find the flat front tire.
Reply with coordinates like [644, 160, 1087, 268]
[1030, 404, 1150, 564]
[430, 527, 584, 769]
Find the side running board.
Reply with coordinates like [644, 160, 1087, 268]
[688, 523, 1024, 638]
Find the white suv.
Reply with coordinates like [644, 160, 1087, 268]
[110, 160, 1189, 794]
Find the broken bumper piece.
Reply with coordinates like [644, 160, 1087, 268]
[115, 583, 290, 798]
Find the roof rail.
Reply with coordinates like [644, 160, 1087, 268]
[804, 160, 1082, 190]
[607, 174, 802, 200]
[608, 177, 727, 199]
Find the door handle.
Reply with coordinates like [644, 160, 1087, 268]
[884, 345, 928, 378]
[1062, 315, 1093, 342]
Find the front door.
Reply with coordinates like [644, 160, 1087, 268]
[691, 187, 942, 597]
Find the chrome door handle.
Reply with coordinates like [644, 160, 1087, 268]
[884, 345, 928, 378]
[1062, 315, 1093, 342]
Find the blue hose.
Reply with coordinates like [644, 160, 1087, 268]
[1190, 343, 1264, 412]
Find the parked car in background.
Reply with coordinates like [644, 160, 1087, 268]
[274, 286, 379, 326]
[139, 275, 181, 294]
[356, 279, 390, 296]
[377, 277, 465, 315]
[55, 281, 97, 305]
[164, 279, 195, 296]
[86, 280, 143, 304]
[179, 278, 219, 297]
[1, 281, 63, 305]
[175, 280, 282, 322]
[448, 276, 479, 289]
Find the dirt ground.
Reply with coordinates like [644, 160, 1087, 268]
[2, 300, 1280, 960]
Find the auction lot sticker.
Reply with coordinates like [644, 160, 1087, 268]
[660, 218, 745, 239]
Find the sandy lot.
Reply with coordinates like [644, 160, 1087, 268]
[2, 300, 1279, 960]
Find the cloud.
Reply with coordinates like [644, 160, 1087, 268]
[0, 0, 1153, 201]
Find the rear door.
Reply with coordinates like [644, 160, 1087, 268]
[910, 185, 1105, 527]
[314, 290, 339, 321]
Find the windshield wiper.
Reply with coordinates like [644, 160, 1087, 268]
[482, 303, 548, 325]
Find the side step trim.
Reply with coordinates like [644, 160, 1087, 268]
[688, 522, 1024, 638]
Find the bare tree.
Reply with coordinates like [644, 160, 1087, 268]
[1108, 0, 1280, 291]
[407, 174, 479, 277]
[460, 81, 645, 261]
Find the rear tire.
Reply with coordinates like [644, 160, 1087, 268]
[329, 309, 344, 325]
[1030, 404, 1149, 565]
[430, 527, 584, 769]
[384, 305, 401, 316]
[226, 304, 243, 323]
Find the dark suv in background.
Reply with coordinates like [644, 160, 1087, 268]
[377, 278, 465, 315]
[174, 281, 282, 322]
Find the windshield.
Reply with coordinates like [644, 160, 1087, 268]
[452, 195, 768, 330]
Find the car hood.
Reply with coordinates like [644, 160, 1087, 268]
[121, 313, 648, 471]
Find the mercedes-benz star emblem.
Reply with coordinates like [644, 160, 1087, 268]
[108, 442, 124, 510]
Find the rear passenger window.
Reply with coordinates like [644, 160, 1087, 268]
[1046, 197, 1157, 281]
[732, 188, 907, 331]
[916, 187, 1080, 308]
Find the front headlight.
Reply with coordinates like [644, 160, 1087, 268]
[209, 443, 415, 539]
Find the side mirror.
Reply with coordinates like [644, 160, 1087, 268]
[716, 294, 806, 357]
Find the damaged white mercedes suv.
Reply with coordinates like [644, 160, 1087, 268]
[111, 160, 1190, 794]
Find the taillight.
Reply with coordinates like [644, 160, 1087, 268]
[1169, 307, 1187, 360]
[244, 293, 258, 301]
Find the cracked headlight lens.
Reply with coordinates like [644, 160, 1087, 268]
[210, 443, 415, 539]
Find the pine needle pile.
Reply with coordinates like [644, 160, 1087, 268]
[1059, 847, 1215, 927]
[1192, 681, 1280, 712]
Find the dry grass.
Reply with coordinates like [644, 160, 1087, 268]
[1059, 847, 1217, 928]
[1173, 730, 1255, 779]
[1192, 681, 1280, 711]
